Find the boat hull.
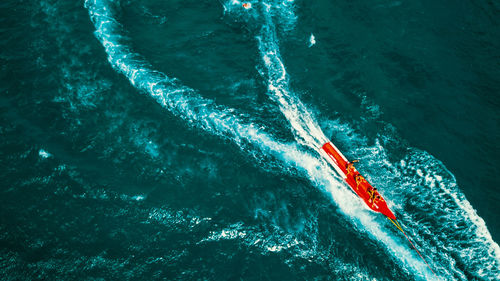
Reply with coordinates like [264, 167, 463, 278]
[320, 142, 396, 220]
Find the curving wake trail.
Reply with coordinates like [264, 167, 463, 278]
[86, 0, 500, 280]
[84, 0, 321, 178]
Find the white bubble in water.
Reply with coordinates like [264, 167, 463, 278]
[309, 33, 316, 47]
[38, 149, 52, 159]
[132, 195, 145, 201]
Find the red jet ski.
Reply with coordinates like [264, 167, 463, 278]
[319, 142, 396, 220]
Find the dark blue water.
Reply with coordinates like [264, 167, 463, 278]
[1, 0, 499, 280]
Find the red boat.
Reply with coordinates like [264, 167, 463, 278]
[320, 142, 397, 220]
[319, 142, 438, 274]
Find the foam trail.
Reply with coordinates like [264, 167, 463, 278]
[222, 1, 328, 151]
[257, 2, 328, 151]
[84, 0, 322, 177]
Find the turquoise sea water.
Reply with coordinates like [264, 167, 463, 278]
[1, 0, 499, 280]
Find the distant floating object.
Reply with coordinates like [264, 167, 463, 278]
[38, 149, 51, 159]
[132, 195, 146, 201]
[242, 2, 252, 9]
[309, 33, 316, 47]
